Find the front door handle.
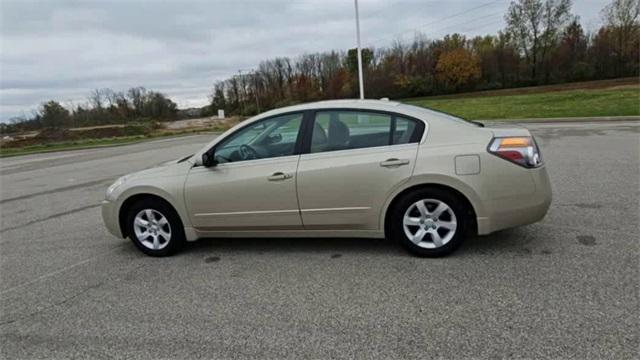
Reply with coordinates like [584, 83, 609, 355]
[267, 172, 293, 181]
[380, 158, 410, 168]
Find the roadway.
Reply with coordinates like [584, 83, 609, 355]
[0, 122, 638, 358]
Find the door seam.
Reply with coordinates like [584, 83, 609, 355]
[294, 154, 306, 229]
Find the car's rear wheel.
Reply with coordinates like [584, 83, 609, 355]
[389, 188, 468, 257]
[126, 198, 185, 256]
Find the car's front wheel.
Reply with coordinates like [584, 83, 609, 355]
[389, 188, 468, 257]
[126, 198, 185, 256]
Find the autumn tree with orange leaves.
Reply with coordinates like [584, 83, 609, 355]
[435, 48, 481, 91]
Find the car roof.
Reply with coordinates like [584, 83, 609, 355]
[251, 99, 469, 126]
[255, 99, 403, 117]
[236, 99, 491, 136]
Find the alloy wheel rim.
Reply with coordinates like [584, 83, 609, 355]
[402, 199, 457, 249]
[133, 209, 171, 250]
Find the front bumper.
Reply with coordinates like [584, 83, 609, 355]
[477, 166, 552, 235]
[101, 200, 123, 238]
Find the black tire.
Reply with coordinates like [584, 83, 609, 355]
[388, 188, 468, 257]
[126, 198, 185, 257]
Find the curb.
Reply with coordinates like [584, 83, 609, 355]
[480, 116, 640, 123]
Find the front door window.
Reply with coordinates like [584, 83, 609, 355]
[214, 113, 303, 163]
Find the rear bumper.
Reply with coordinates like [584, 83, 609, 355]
[101, 200, 123, 238]
[477, 166, 552, 235]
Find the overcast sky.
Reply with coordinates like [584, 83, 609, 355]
[0, 0, 610, 121]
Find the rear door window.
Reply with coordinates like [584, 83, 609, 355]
[309, 110, 422, 153]
[394, 117, 419, 145]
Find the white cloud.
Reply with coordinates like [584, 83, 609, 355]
[0, 0, 609, 121]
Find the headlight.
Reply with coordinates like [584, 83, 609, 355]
[106, 175, 129, 200]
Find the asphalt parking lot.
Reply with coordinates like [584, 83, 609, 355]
[1, 121, 638, 359]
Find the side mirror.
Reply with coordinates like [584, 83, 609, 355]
[201, 150, 218, 167]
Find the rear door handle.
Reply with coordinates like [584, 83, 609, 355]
[380, 158, 410, 168]
[268, 172, 293, 181]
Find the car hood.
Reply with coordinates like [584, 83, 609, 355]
[127, 155, 190, 180]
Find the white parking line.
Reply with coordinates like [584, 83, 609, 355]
[0, 244, 125, 297]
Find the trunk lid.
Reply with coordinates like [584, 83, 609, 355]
[481, 123, 532, 138]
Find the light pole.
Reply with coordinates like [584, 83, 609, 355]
[237, 69, 245, 115]
[354, 0, 364, 99]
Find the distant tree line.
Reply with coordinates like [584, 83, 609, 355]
[208, 0, 639, 116]
[2, 87, 177, 133]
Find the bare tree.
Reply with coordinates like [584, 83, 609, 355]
[603, 0, 640, 27]
[506, 0, 572, 83]
[89, 89, 105, 110]
[101, 88, 118, 108]
[540, 0, 574, 82]
[601, 0, 640, 75]
[127, 87, 147, 116]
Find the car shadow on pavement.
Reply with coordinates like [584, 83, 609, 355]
[182, 236, 408, 257]
[114, 227, 537, 258]
[461, 227, 543, 256]
[175, 227, 535, 258]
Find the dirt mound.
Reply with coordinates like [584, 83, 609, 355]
[1, 124, 153, 148]
[36, 128, 73, 141]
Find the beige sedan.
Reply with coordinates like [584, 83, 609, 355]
[102, 99, 551, 257]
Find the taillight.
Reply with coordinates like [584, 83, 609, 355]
[488, 136, 543, 168]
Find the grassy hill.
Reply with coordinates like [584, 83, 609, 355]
[403, 78, 640, 120]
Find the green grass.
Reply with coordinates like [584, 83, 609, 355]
[403, 88, 640, 120]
